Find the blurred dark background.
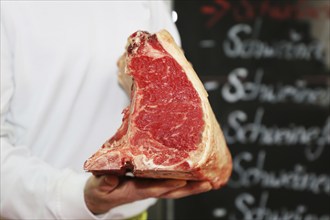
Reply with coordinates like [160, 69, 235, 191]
[150, 0, 330, 219]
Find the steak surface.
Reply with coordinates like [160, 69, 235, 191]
[84, 30, 232, 189]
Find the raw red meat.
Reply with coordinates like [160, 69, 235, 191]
[84, 30, 232, 189]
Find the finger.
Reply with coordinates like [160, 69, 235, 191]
[111, 178, 187, 201]
[158, 181, 212, 199]
[136, 179, 187, 197]
[98, 175, 120, 192]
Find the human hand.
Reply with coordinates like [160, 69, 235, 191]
[84, 175, 212, 215]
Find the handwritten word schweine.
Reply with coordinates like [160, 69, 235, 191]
[230, 191, 330, 220]
[221, 68, 329, 106]
[223, 108, 329, 161]
[201, 0, 330, 28]
[229, 151, 330, 195]
[223, 24, 324, 61]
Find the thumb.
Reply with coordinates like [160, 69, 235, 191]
[98, 175, 120, 193]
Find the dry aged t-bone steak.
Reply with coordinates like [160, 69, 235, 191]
[84, 30, 232, 189]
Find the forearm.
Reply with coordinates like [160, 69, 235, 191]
[0, 139, 95, 219]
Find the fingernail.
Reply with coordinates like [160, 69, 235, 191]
[177, 181, 187, 187]
[204, 182, 213, 191]
[168, 180, 187, 187]
[104, 176, 118, 187]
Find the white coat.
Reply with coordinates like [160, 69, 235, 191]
[0, 1, 180, 219]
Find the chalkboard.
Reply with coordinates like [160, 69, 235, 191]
[173, 0, 330, 219]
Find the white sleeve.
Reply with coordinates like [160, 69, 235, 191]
[149, 0, 181, 46]
[0, 18, 99, 220]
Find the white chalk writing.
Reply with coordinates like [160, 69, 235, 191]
[223, 108, 329, 161]
[230, 192, 330, 220]
[229, 151, 330, 195]
[221, 68, 329, 106]
[223, 24, 325, 61]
